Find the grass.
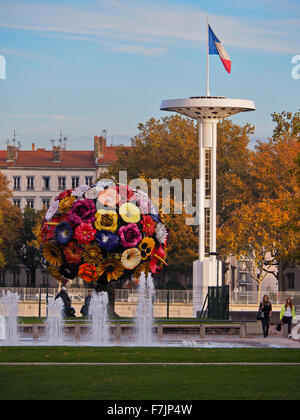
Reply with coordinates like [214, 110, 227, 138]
[0, 347, 300, 400]
[1, 365, 300, 400]
[0, 347, 300, 363]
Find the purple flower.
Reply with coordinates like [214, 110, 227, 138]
[55, 222, 74, 245]
[68, 199, 96, 225]
[118, 223, 142, 248]
[96, 230, 120, 252]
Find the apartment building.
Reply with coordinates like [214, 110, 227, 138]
[0, 135, 119, 211]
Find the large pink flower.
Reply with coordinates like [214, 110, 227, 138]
[118, 223, 142, 248]
[68, 199, 96, 225]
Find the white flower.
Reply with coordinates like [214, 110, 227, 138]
[95, 180, 115, 192]
[121, 248, 142, 270]
[71, 185, 91, 198]
[45, 200, 59, 221]
[156, 223, 168, 244]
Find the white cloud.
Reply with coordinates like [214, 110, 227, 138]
[0, 0, 298, 56]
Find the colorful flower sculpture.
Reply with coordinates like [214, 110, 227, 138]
[41, 183, 168, 286]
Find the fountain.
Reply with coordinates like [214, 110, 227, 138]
[0, 291, 19, 345]
[135, 272, 154, 345]
[46, 297, 65, 344]
[89, 292, 110, 345]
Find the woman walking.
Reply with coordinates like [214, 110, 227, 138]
[280, 298, 296, 339]
[259, 295, 272, 338]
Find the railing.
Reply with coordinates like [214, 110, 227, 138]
[0, 287, 193, 305]
[0, 287, 299, 306]
[230, 291, 300, 306]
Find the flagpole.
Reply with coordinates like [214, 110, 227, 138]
[206, 16, 210, 97]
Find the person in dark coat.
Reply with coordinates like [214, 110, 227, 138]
[80, 291, 93, 317]
[259, 295, 272, 338]
[55, 287, 76, 317]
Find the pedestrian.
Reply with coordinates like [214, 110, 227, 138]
[55, 287, 76, 317]
[280, 298, 296, 339]
[259, 295, 272, 338]
[80, 290, 93, 317]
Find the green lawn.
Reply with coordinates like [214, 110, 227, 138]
[0, 347, 299, 400]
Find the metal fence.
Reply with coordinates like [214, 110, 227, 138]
[0, 287, 299, 307]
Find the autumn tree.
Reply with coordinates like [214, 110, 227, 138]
[19, 207, 44, 287]
[0, 172, 23, 277]
[218, 198, 299, 301]
[107, 115, 254, 287]
[217, 111, 300, 294]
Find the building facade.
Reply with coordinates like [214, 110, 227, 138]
[0, 136, 119, 212]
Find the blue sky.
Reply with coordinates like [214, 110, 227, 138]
[0, 0, 299, 150]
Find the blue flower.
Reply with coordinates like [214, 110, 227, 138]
[95, 230, 120, 252]
[55, 222, 73, 245]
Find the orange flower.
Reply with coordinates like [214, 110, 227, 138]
[78, 263, 99, 283]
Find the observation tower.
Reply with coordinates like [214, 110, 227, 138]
[160, 20, 256, 315]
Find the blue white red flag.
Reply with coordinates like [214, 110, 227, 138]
[208, 25, 231, 74]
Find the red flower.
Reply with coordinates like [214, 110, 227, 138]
[74, 223, 96, 245]
[55, 189, 74, 201]
[141, 215, 156, 236]
[41, 215, 69, 242]
[63, 242, 83, 265]
[78, 263, 99, 283]
[112, 185, 137, 205]
[150, 245, 167, 274]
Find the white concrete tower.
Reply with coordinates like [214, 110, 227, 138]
[160, 96, 256, 315]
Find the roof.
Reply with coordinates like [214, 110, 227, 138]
[0, 146, 122, 169]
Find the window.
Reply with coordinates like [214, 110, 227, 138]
[13, 199, 21, 208]
[58, 176, 66, 191]
[42, 199, 50, 209]
[72, 176, 80, 189]
[205, 150, 211, 199]
[43, 176, 50, 191]
[26, 176, 34, 190]
[204, 208, 211, 257]
[26, 199, 34, 209]
[287, 273, 295, 289]
[13, 176, 21, 191]
[85, 176, 93, 186]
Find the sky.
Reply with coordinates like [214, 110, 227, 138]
[0, 0, 299, 150]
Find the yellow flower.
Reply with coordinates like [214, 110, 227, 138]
[59, 196, 76, 214]
[97, 257, 124, 282]
[139, 237, 155, 260]
[134, 262, 151, 279]
[121, 248, 142, 270]
[119, 202, 141, 223]
[82, 244, 103, 266]
[42, 242, 63, 266]
[95, 209, 118, 232]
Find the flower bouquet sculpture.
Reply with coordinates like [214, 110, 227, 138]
[40, 182, 168, 305]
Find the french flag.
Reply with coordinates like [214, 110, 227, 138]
[209, 25, 231, 74]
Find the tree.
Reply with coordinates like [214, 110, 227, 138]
[20, 207, 44, 287]
[0, 172, 23, 274]
[0, 211, 6, 268]
[108, 115, 254, 278]
[271, 110, 300, 141]
[217, 111, 300, 294]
